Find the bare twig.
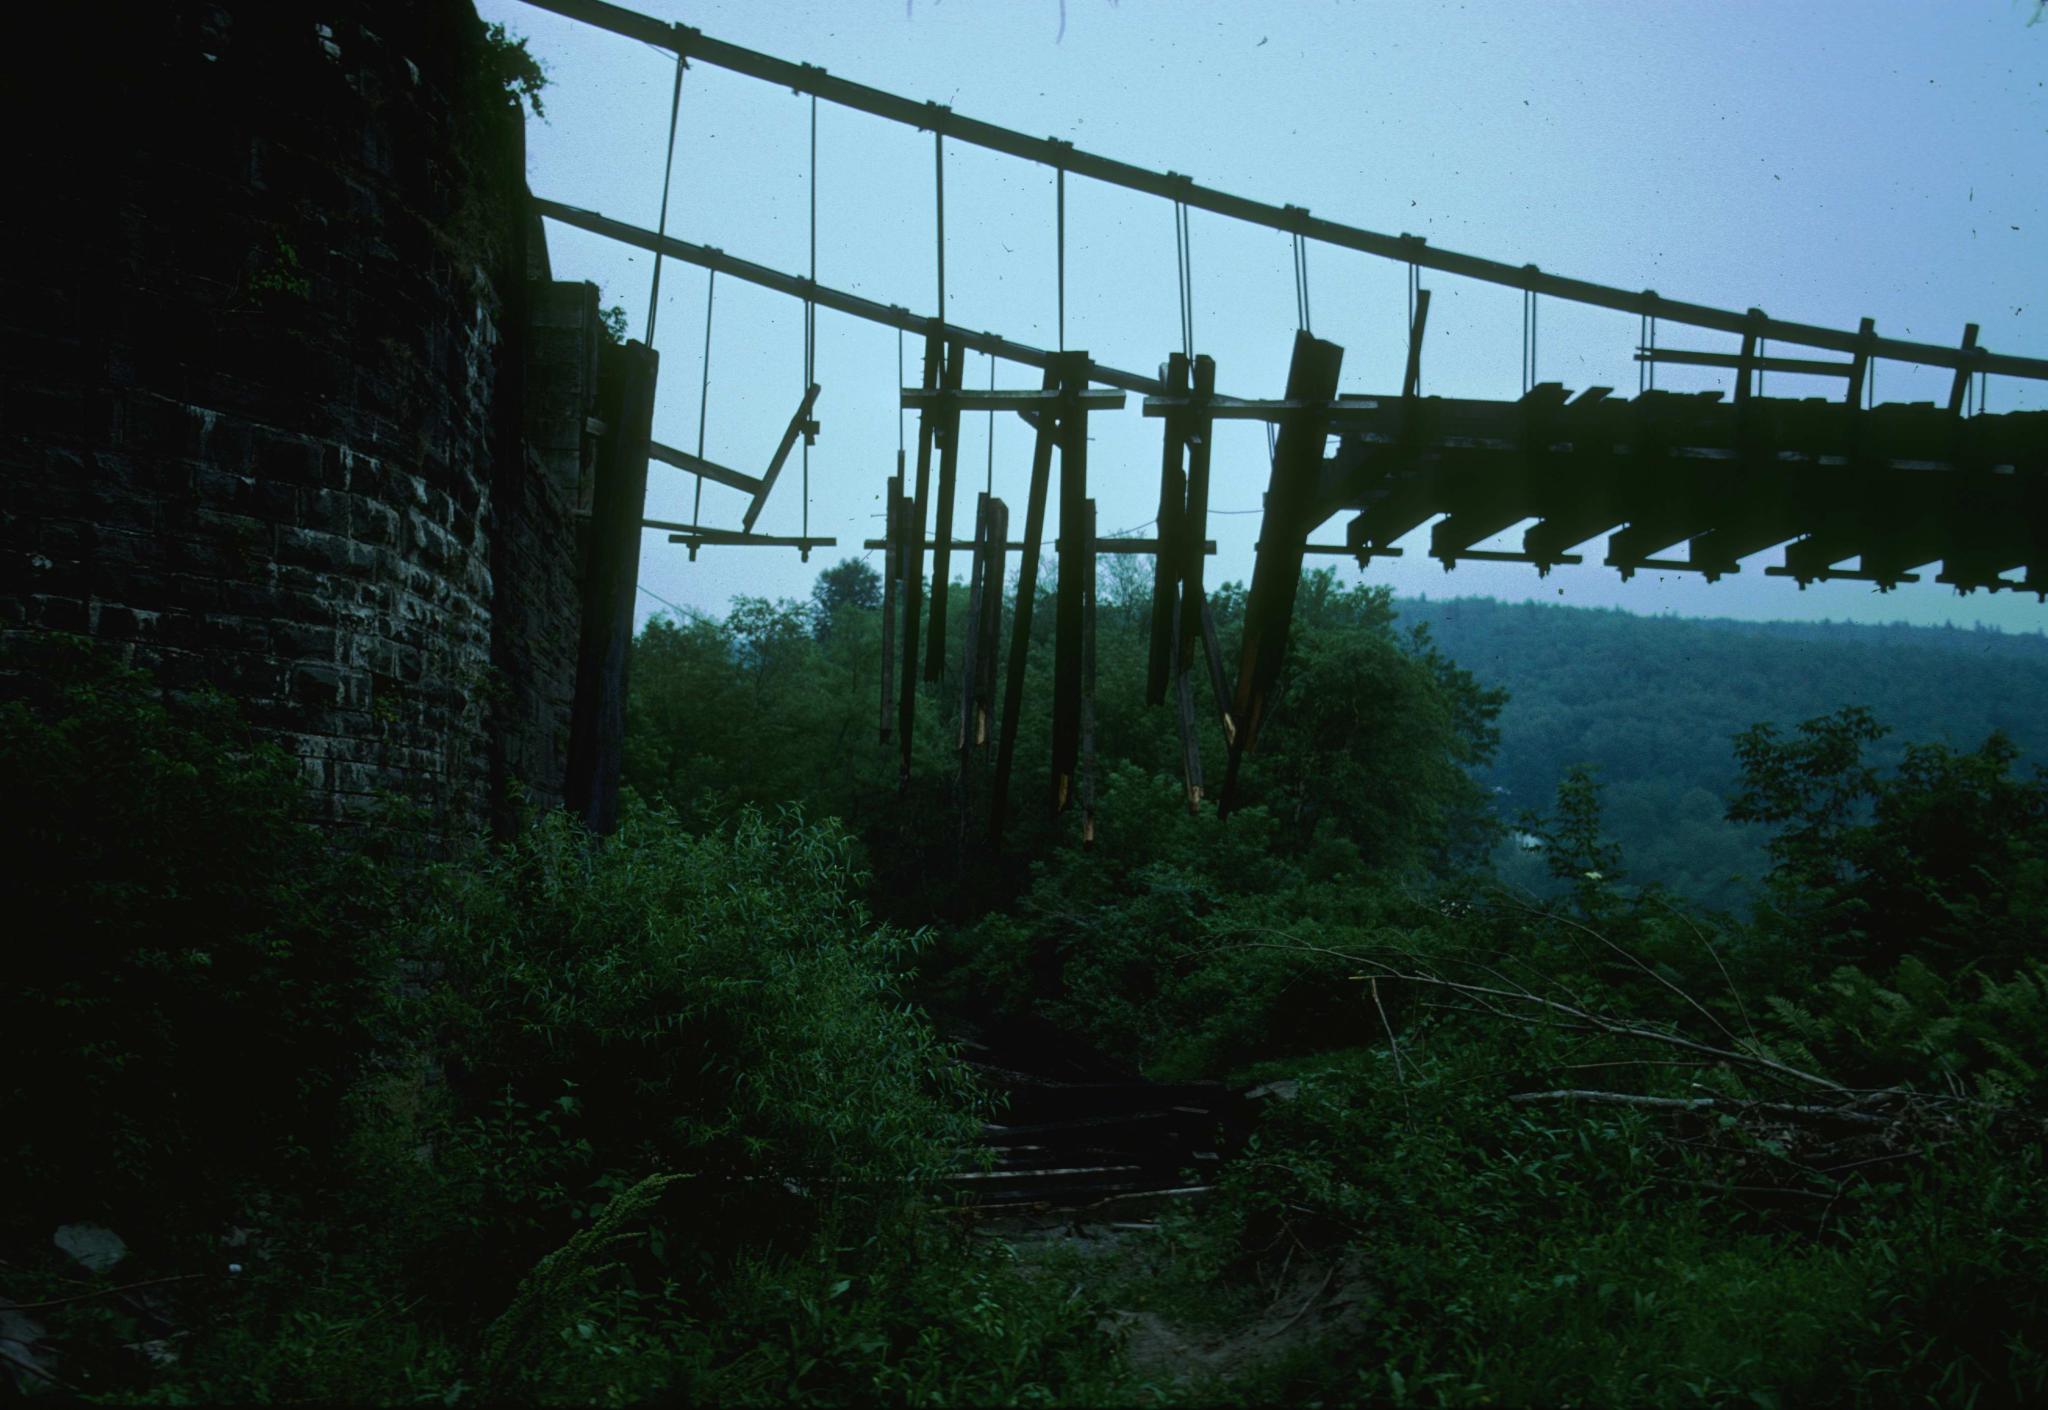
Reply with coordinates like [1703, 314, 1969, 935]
[1224, 929, 1848, 1094]
[3, 1272, 207, 1312]
[1651, 892, 1760, 1049]
[0, 1344, 80, 1393]
[1370, 978, 1406, 1086]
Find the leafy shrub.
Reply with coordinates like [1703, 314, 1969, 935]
[0, 646, 400, 1248]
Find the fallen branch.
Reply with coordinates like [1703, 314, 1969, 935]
[1506, 1089, 1888, 1127]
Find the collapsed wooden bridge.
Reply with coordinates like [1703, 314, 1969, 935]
[515, 0, 2048, 842]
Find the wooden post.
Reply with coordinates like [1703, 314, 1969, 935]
[1051, 354, 1091, 814]
[926, 339, 968, 679]
[898, 330, 941, 786]
[973, 497, 1009, 754]
[990, 365, 1061, 845]
[958, 493, 990, 756]
[1178, 354, 1217, 673]
[1172, 597, 1203, 810]
[565, 338, 659, 836]
[878, 458, 902, 743]
[1147, 352, 1191, 705]
[1221, 330, 1343, 818]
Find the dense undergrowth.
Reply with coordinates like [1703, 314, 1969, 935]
[8, 563, 2048, 1404]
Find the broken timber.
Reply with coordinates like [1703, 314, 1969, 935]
[989, 362, 1064, 844]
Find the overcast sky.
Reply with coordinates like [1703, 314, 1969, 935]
[477, 0, 2046, 633]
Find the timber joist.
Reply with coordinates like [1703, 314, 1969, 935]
[1328, 393, 2048, 593]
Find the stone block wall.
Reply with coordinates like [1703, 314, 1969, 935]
[1, 0, 593, 836]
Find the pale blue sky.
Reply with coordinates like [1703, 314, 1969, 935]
[478, 0, 2047, 632]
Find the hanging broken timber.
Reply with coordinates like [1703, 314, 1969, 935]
[737, 382, 823, 533]
[925, 340, 969, 680]
[990, 364, 1063, 845]
[1080, 496, 1099, 846]
[1322, 387, 2046, 596]
[954, 493, 994, 836]
[1147, 352, 1192, 706]
[898, 331, 943, 787]
[1170, 596, 1202, 809]
[1219, 329, 1346, 820]
[967, 496, 1009, 757]
[1177, 354, 1220, 702]
[1051, 357, 1094, 816]
[878, 459, 903, 743]
[648, 440, 764, 496]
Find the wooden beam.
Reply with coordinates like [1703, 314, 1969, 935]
[1051, 354, 1091, 814]
[1179, 354, 1218, 682]
[1222, 330, 1345, 817]
[878, 460, 902, 743]
[648, 440, 764, 495]
[1636, 347, 1853, 380]
[740, 382, 822, 532]
[899, 332, 941, 787]
[903, 387, 1125, 412]
[566, 339, 658, 837]
[1949, 323, 1980, 417]
[658, 529, 837, 549]
[1147, 352, 1191, 706]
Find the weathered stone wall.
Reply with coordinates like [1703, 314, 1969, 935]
[2, 1, 590, 835]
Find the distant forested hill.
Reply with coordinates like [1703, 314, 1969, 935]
[1392, 596, 2048, 911]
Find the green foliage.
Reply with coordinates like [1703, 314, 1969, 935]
[482, 21, 548, 118]
[0, 646, 401, 1248]
[1399, 596, 2048, 911]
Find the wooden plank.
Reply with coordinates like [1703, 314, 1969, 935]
[1221, 330, 1344, 818]
[739, 382, 821, 532]
[658, 530, 837, 548]
[1051, 354, 1091, 814]
[1148, 352, 1191, 706]
[899, 331, 942, 786]
[862, 537, 1215, 554]
[926, 340, 968, 681]
[990, 365, 1062, 845]
[647, 440, 765, 495]
[903, 387, 1124, 412]
[1636, 347, 1853, 379]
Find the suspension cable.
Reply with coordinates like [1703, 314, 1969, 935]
[1056, 166, 1066, 352]
[934, 130, 946, 328]
[1173, 201, 1194, 358]
[645, 49, 687, 346]
[692, 270, 717, 524]
[1292, 231, 1313, 334]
